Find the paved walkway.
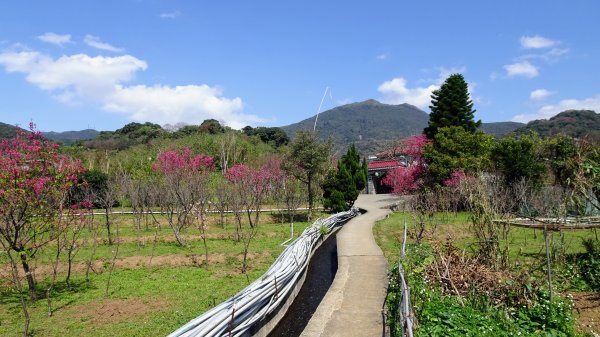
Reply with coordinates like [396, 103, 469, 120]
[301, 194, 399, 337]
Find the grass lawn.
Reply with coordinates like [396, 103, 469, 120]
[0, 211, 320, 337]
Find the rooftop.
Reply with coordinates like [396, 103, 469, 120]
[367, 159, 402, 170]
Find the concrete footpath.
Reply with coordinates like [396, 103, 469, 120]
[300, 194, 399, 337]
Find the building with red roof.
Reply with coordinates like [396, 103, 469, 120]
[367, 159, 403, 170]
[365, 157, 407, 194]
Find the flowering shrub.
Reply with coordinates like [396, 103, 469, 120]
[402, 134, 429, 160]
[443, 169, 467, 188]
[153, 147, 213, 173]
[381, 135, 430, 194]
[0, 122, 86, 225]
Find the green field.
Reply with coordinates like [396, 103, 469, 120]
[0, 212, 317, 337]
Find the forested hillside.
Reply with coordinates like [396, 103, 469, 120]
[281, 99, 523, 154]
[515, 109, 600, 138]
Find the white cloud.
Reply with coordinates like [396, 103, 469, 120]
[37, 32, 72, 47]
[160, 11, 181, 19]
[83, 35, 124, 52]
[0, 47, 259, 128]
[530, 89, 555, 101]
[378, 67, 470, 109]
[0, 50, 146, 100]
[376, 53, 390, 60]
[520, 35, 557, 49]
[378, 77, 437, 109]
[418, 66, 466, 85]
[504, 61, 539, 78]
[519, 47, 570, 63]
[512, 94, 600, 122]
[104, 85, 259, 129]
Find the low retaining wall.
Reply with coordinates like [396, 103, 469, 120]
[251, 228, 339, 337]
[167, 209, 360, 337]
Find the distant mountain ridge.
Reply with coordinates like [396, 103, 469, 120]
[281, 99, 428, 154]
[515, 109, 600, 138]
[0, 122, 99, 144]
[3, 104, 595, 153]
[280, 99, 524, 154]
[0, 122, 18, 139]
[43, 129, 99, 144]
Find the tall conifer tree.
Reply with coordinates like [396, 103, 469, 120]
[322, 144, 367, 212]
[424, 74, 480, 139]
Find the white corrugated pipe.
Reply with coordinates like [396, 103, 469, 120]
[168, 207, 360, 337]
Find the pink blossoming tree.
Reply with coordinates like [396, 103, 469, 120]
[153, 148, 214, 259]
[225, 159, 282, 273]
[382, 134, 430, 194]
[0, 124, 89, 335]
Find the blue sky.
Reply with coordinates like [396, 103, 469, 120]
[0, 1, 599, 131]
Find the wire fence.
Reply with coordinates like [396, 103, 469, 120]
[396, 222, 415, 337]
[168, 207, 360, 337]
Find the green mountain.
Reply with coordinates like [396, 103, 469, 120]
[281, 100, 428, 155]
[0, 122, 98, 144]
[481, 122, 525, 137]
[0, 122, 18, 139]
[44, 129, 99, 145]
[280, 99, 523, 154]
[515, 109, 600, 138]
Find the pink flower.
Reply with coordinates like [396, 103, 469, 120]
[402, 134, 429, 161]
[381, 165, 425, 194]
[443, 170, 474, 188]
[224, 164, 249, 183]
[380, 134, 429, 194]
[32, 176, 52, 195]
[80, 199, 94, 209]
[154, 147, 214, 173]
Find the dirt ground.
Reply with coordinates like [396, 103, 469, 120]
[1, 251, 273, 281]
[70, 297, 171, 325]
[572, 292, 600, 335]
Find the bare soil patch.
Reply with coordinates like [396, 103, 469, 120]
[572, 291, 600, 334]
[2, 253, 230, 280]
[70, 297, 171, 325]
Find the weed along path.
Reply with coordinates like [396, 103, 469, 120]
[301, 194, 399, 337]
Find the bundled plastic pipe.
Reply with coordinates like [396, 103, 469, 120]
[168, 207, 360, 337]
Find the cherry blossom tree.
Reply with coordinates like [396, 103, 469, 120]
[225, 160, 282, 273]
[153, 148, 214, 249]
[0, 124, 88, 335]
[382, 135, 430, 194]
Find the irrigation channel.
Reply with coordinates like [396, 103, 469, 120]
[266, 229, 339, 336]
[168, 208, 360, 337]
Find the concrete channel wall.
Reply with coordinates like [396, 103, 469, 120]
[249, 226, 342, 337]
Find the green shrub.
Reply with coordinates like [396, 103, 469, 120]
[513, 289, 575, 336]
[578, 238, 600, 290]
[388, 244, 578, 337]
